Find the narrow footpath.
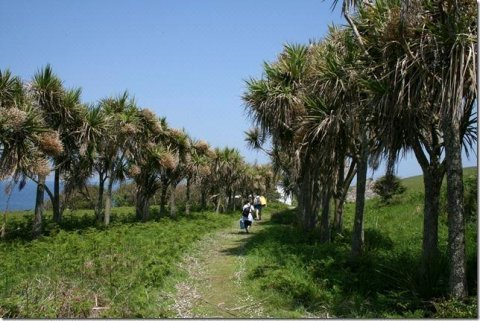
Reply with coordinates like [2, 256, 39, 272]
[168, 215, 269, 318]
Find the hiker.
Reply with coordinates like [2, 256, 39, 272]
[258, 195, 267, 220]
[240, 200, 254, 233]
[253, 195, 261, 220]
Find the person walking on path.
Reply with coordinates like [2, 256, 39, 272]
[253, 195, 261, 220]
[241, 200, 254, 233]
[259, 195, 267, 220]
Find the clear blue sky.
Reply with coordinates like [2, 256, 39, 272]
[0, 0, 476, 179]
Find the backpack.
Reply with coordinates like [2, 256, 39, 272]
[242, 206, 250, 217]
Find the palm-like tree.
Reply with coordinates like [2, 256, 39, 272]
[209, 147, 242, 213]
[127, 109, 184, 221]
[0, 70, 51, 237]
[244, 44, 325, 231]
[185, 139, 211, 214]
[300, 28, 363, 240]
[166, 128, 191, 218]
[354, 0, 476, 297]
[30, 65, 66, 235]
[97, 91, 138, 225]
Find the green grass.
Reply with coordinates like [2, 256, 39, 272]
[0, 207, 234, 318]
[0, 168, 477, 318]
[238, 171, 477, 318]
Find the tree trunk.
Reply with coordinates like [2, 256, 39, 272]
[104, 175, 114, 226]
[319, 190, 331, 243]
[170, 184, 177, 218]
[351, 134, 368, 259]
[420, 169, 443, 277]
[52, 168, 61, 223]
[33, 175, 46, 238]
[297, 165, 320, 231]
[135, 190, 150, 222]
[443, 122, 468, 298]
[216, 193, 223, 213]
[160, 184, 168, 217]
[96, 175, 105, 223]
[185, 177, 191, 215]
[333, 159, 356, 233]
[200, 189, 207, 211]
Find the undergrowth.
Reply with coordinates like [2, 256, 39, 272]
[240, 188, 477, 318]
[0, 208, 233, 318]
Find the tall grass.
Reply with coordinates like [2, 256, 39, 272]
[0, 208, 233, 318]
[239, 172, 477, 318]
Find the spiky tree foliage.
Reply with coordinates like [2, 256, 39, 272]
[0, 70, 53, 237]
[0, 70, 46, 180]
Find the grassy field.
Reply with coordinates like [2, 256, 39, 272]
[238, 168, 477, 318]
[0, 207, 235, 318]
[0, 167, 477, 318]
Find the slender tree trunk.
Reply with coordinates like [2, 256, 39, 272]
[104, 175, 114, 226]
[351, 133, 368, 259]
[297, 164, 320, 231]
[420, 169, 443, 277]
[443, 121, 468, 298]
[135, 190, 150, 222]
[33, 175, 46, 238]
[160, 184, 168, 217]
[232, 190, 237, 212]
[200, 189, 207, 211]
[185, 177, 191, 215]
[333, 163, 344, 233]
[53, 168, 61, 223]
[216, 192, 223, 213]
[334, 160, 356, 233]
[96, 176, 105, 223]
[170, 184, 177, 218]
[319, 190, 331, 243]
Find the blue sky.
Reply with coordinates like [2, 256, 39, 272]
[0, 0, 476, 180]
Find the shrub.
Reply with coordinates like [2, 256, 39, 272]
[372, 174, 406, 204]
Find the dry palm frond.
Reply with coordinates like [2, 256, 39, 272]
[0, 107, 27, 128]
[37, 131, 64, 156]
[197, 164, 211, 177]
[30, 157, 51, 177]
[194, 140, 209, 153]
[140, 108, 156, 122]
[120, 123, 138, 135]
[159, 151, 177, 170]
[128, 164, 141, 177]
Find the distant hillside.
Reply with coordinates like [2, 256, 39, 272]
[401, 166, 477, 194]
[347, 166, 476, 201]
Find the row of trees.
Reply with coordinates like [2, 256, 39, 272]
[0, 66, 275, 237]
[243, 0, 476, 299]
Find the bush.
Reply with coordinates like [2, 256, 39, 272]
[372, 174, 406, 204]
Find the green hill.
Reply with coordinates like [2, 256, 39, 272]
[400, 166, 477, 194]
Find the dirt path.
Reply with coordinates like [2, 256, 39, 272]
[168, 216, 269, 318]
